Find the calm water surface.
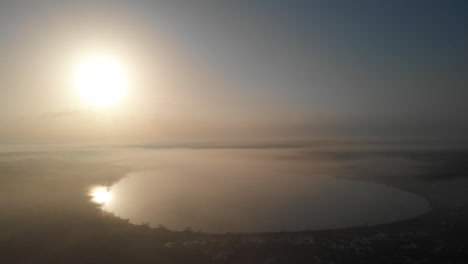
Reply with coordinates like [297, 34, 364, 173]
[103, 150, 430, 233]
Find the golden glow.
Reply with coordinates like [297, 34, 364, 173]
[90, 186, 112, 205]
[74, 56, 127, 107]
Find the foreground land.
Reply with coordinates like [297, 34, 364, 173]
[1, 144, 468, 263]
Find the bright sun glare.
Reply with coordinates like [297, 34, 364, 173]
[90, 186, 112, 205]
[74, 56, 127, 107]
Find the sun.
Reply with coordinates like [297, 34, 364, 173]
[90, 186, 112, 205]
[74, 56, 127, 107]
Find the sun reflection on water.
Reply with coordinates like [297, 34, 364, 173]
[90, 186, 112, 205]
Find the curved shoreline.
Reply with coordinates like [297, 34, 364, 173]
[101, 169, 431, 234]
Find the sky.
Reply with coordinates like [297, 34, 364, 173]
[0, 0, 467, 143]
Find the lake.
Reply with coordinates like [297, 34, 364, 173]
[103, 149, 430, 233]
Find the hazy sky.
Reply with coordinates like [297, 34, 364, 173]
[0, 0, 467, 143]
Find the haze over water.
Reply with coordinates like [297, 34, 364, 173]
[103, 149, 430, 233]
